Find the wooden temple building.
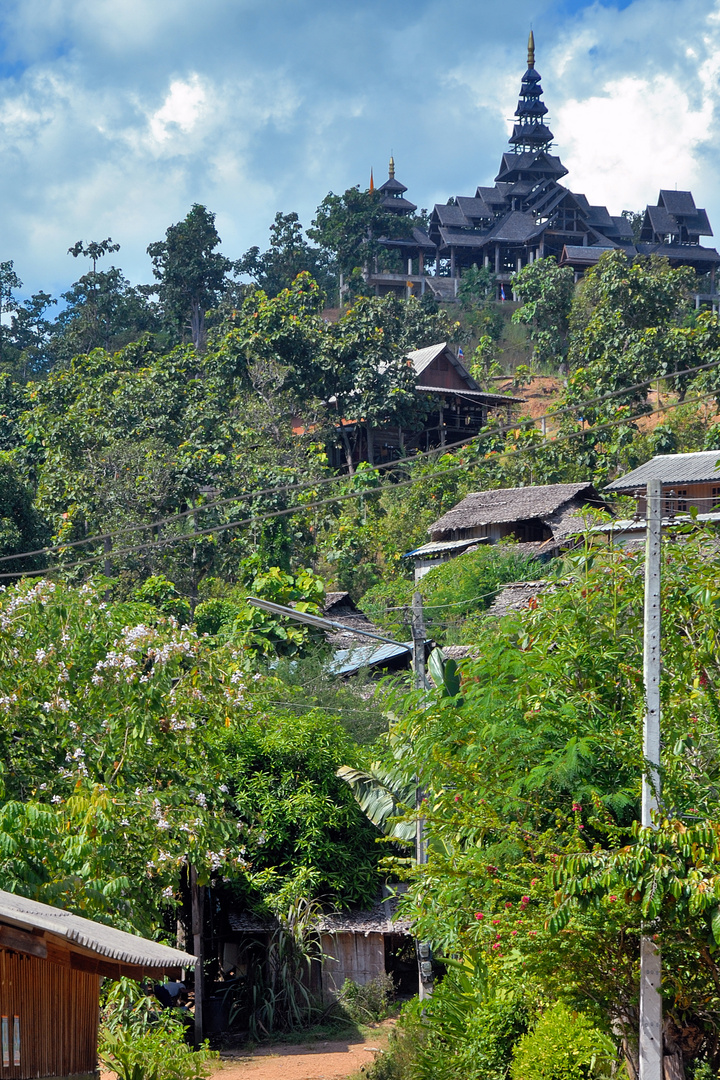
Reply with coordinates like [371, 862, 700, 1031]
[368, 33, 719, 304]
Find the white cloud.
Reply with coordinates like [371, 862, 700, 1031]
[147, 75, 208, 148]
[554, 73, 714, 213]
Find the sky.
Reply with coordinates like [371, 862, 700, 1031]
[1, 0, 720, 299]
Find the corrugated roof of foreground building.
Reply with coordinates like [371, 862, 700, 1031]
[0, 890, 196, 969]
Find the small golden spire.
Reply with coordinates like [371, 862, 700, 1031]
[389, 155, 395, 179]
[527, 29, 535, 68]
[370, 168, 374, 192]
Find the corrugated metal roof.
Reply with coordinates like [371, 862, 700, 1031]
[0, 890, 196, 969]
[593, 511, 720, 533]
[328, 640, 412, 677]
[404, 537, 488, 559]
[605, 452, 720, 490]
[405, 342, 446, 376]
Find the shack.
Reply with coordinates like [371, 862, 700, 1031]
[225, 895, 414, 1005]
[0, 889, 195, 1080]
[406, 481, 607, 579]
[318, 896, 413, 1001]
[605, 450, 720, 516]
[323, 592, 418, 678]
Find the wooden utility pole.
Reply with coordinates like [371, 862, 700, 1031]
[639, 479, 662, 1080]
[190, 864, 204, 1049]
[412, 592, 433, 1000]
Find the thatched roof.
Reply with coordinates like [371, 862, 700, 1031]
[318, 897, 411, 935]
[322, 592, 386, 649]
[228, 897, 411, 937]
[429, 482, 602, 538]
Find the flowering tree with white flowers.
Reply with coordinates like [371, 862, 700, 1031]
[0, 576, 378, 934]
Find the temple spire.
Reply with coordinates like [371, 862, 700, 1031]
[370, 168, 374, 192]
[509, 33, 553, 153]
[389, 155, 395, 179]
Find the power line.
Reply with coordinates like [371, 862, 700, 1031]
[0, 387, 716, 582]
[4, 353, 720, 567]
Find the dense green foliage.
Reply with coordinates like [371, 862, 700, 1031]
[0, 577, 380, 932]
[356, 529, 720, 1077]
[7, 197, 720, 1066]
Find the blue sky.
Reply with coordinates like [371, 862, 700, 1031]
[1, 0, 719, 298]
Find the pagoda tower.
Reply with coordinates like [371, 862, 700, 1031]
[509, 31, 554, 153]
[376, 157, 417, 215]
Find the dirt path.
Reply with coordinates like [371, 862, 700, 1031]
[215, 1022, 393, 1080]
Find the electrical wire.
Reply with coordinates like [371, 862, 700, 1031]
[4, 353, 720, 567]
[0, 386, 717, 582]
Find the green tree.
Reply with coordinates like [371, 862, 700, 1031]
[148, 205, 232, 349]
[512, 256, 575, 366]
[236, 212, 333, 298]
[328, 294, 450, 465]
[52, 267, 158, 361]
[309, 186, 412, 298]
[361, 528, 720, 1076]
[0, 260, 22, 370]
[7, 292, 57, 379]
[0, 576, 379, 932]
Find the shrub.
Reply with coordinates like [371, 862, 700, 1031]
[99, 1017, 217, 1080]
[361, 544, 546, 641]
[338, 973, 395, 1023]
[510, 1002, 615, 1080]
[132, 575, 191, 625]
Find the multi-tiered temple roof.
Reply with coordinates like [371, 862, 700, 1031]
[368, 34, 719, 302]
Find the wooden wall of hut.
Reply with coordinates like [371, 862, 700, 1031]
[320, 932, 385, 1001]
[0, 949, 99, 1080]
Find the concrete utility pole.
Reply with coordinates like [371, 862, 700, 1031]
[639, 479, 662, 1080]
[190, 865, 204, 1049]
[412, 592, 433, 1000]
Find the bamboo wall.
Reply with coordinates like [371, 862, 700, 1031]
[0, 948, 99, 1079]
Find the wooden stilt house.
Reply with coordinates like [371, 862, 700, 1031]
[0, 889, 195, 1080]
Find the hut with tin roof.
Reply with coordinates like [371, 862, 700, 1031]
[0, 889, 195, 1080]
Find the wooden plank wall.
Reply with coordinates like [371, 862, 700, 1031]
[320, 932, 385, 1001]
[0, 949, 99, 1079]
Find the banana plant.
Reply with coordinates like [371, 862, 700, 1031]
[337, 762, 417, 841]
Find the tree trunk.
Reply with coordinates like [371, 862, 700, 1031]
[366, 425, 375, 466]
[190, 299, 205, 351]
[339, 425, 355, 475]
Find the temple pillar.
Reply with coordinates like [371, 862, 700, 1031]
[495, 245, 500, 275]
[450, 249, 456, 277]
[408, 257, 413, 276]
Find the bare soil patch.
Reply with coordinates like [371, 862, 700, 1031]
[214, 1020, 394, 1080]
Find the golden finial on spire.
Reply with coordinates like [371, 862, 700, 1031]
[527, 29, 535, 68]
[389, 155, 395, 179]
